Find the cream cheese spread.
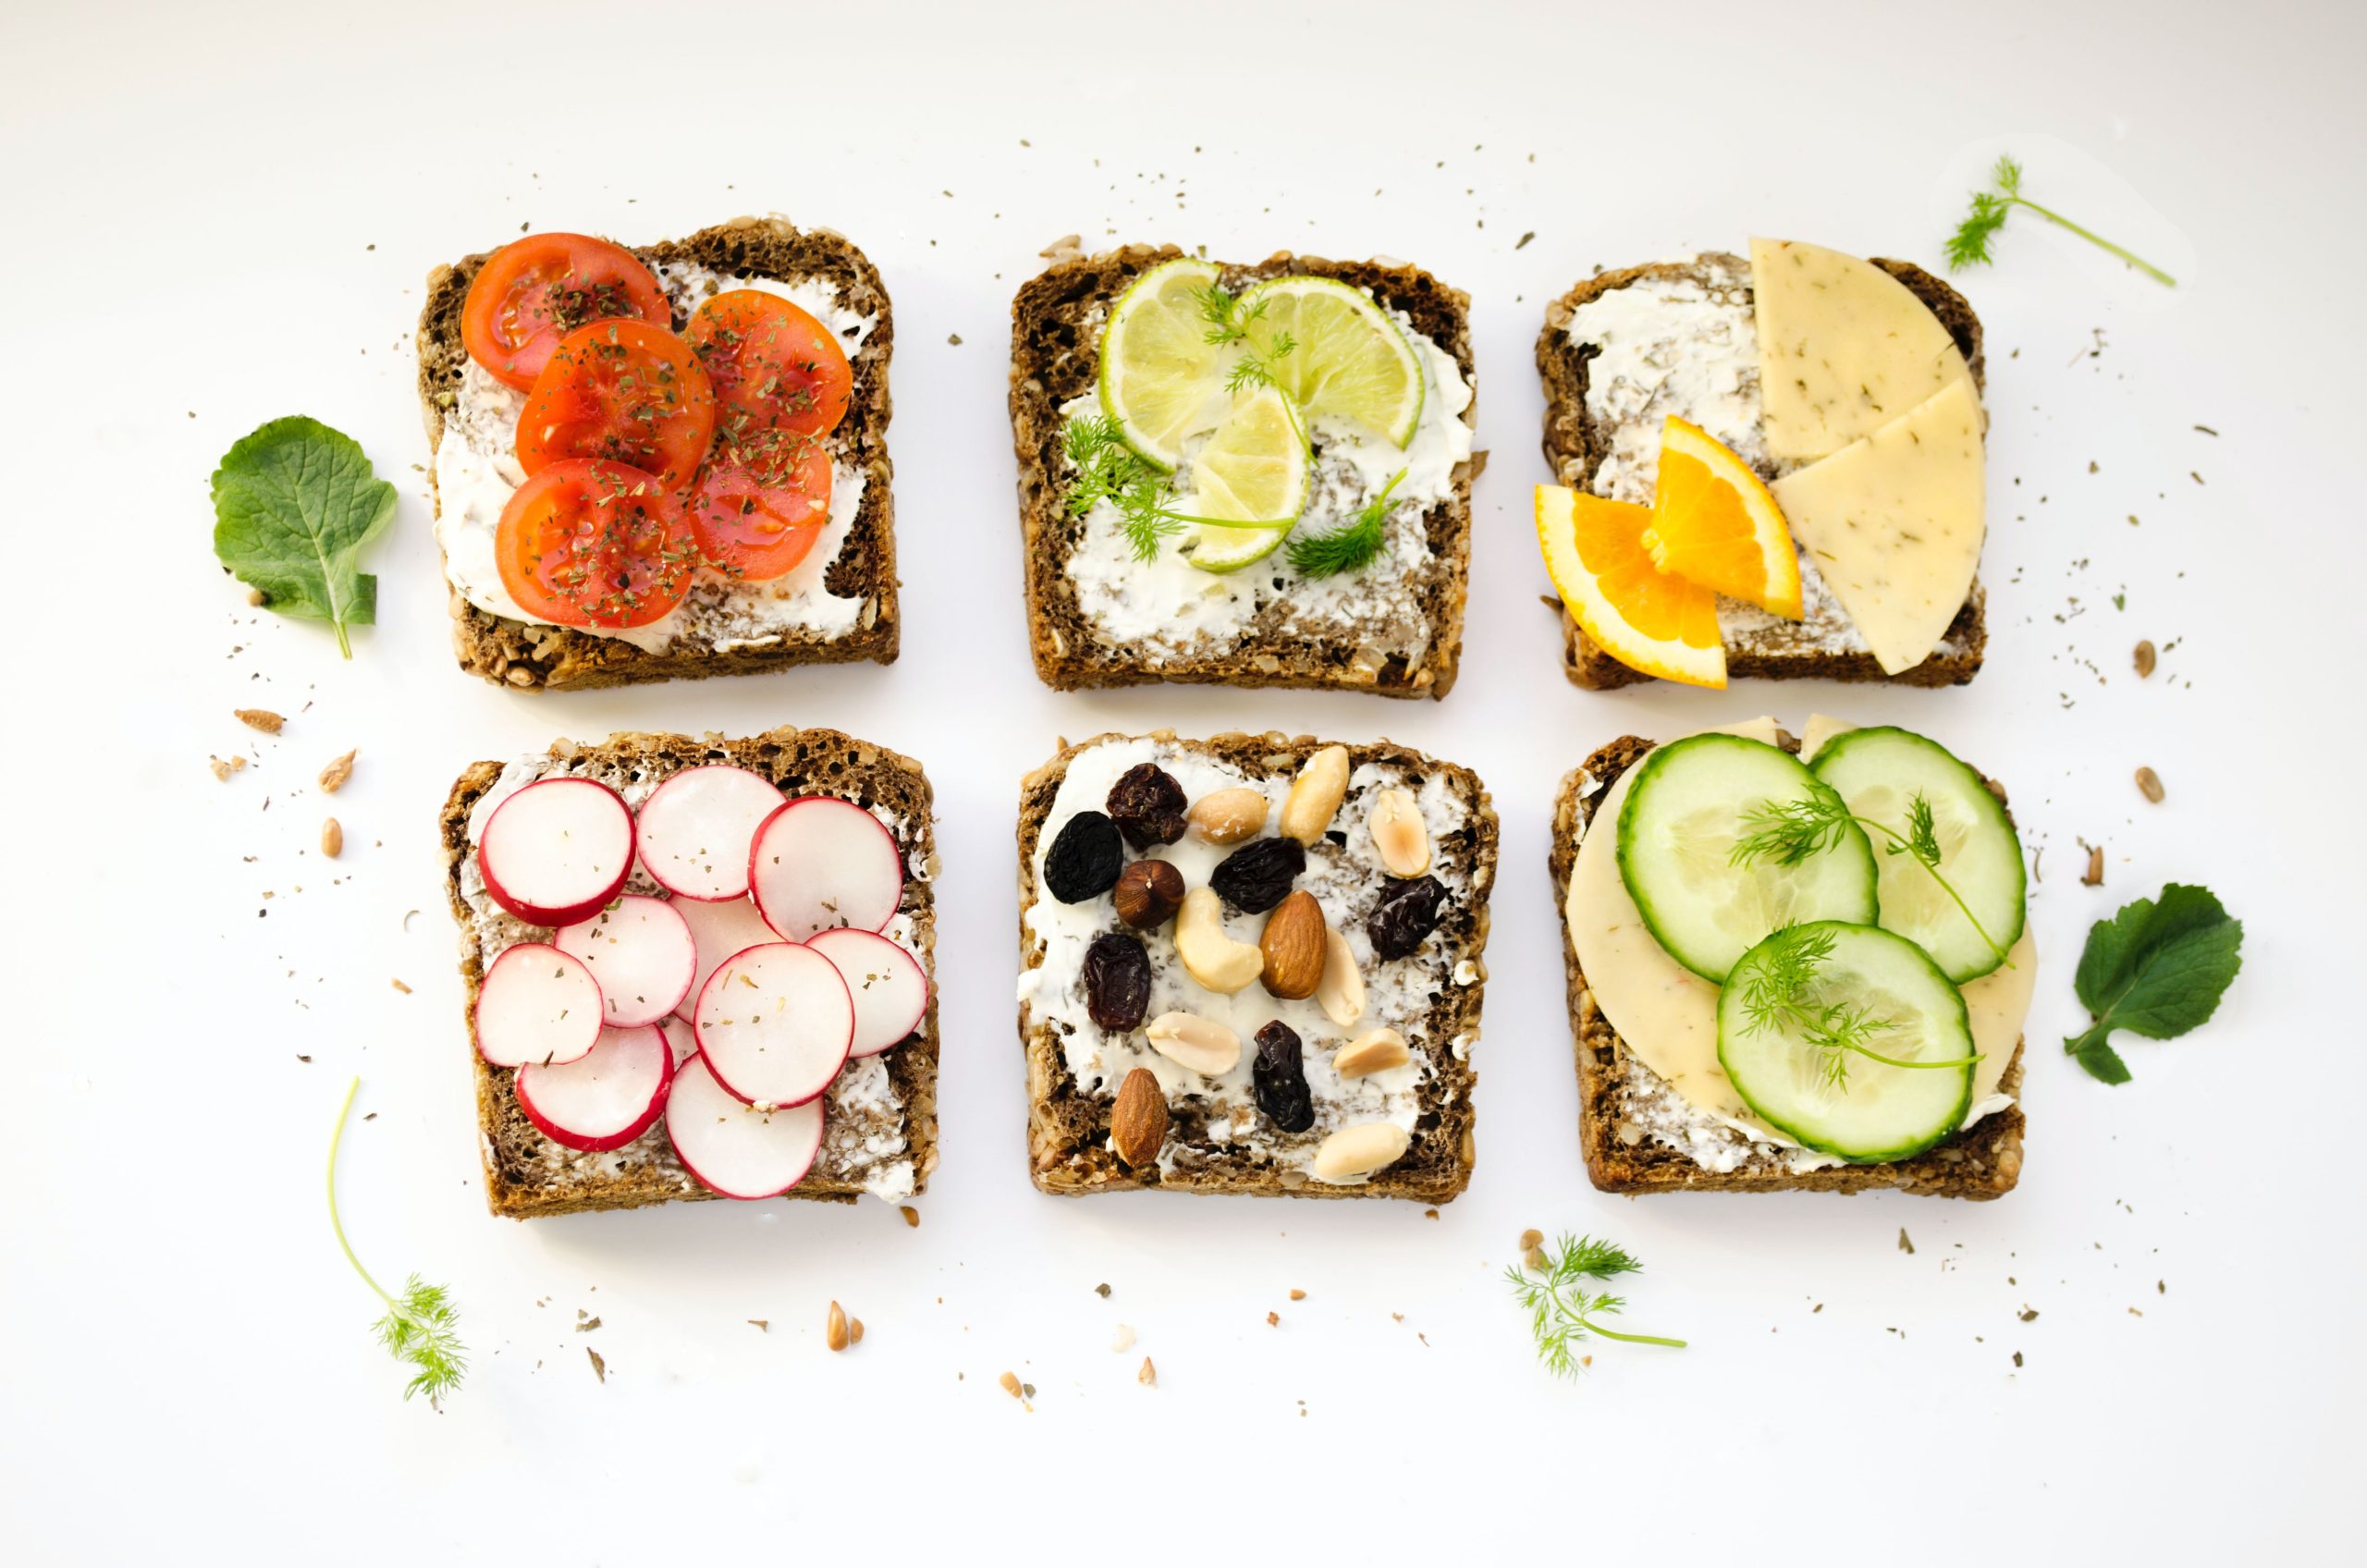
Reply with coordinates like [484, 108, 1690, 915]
[432, 263, 878, 655]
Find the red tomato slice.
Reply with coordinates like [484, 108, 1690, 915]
[688, 435, 834, 581]
[518, 321, 716, 492]
[496, 460, 698, 630]
[686, 290, 853, 440]
[461, 233, 668, 393]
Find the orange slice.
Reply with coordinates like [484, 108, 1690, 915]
[1642, 416, 1805, 619]
[1535, 485, 1725, 689]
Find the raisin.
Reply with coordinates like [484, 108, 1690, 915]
[1105, 763, 1187, 850]
[1044, 811, 1124, 903]
[1367, 875, 1449, 959]
[1082, 932, 1151, 1031]
[1252, 1021, 1314, 1133]
[1209, 838, 1306, 913]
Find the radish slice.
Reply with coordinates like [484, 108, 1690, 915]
[748, 797, 904, 939]
[515, 1023, 674, 1152]
[657, 1015, 699, 1067]
[667, 1051, 825, 1199]
[805, 927, 929, 1058]
[554, 895, 696, 1027]
[474, 943, 604, 1068]
[635, 766, 786, 900]
[693, 941, 854, 1108]
[672, 894, 786, 1021]
[478, 778, 634, 926]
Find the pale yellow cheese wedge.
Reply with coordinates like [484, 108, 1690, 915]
[1749, 237, 1974, 461]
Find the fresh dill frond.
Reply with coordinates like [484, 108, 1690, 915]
[1945, 153, 2174, 286]
[1894, 792, 1944, 870]
[1503, 1232, 1685, 1379]
[1738, 925, 1975, 1092]
[1286, 469, 1404, 579]
[1060, 413, 1185, 562]
[1731, 790, 2011, 968]
[1946, 191, 2012, 270]
[330, 1078, 466, 1409]
[1195, 284, 1295, 389]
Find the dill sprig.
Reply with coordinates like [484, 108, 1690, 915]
[1287, 469, 1404, 579]
[1059, 412, 1308, 565]
[1503, 1233, 1686, 1379]
[1946, 155, 2175, 286]
[329, 1077, 466, 1409]
[1731, 789, 2013, 969]
[1737, 925, 1981, 1092]
[1196, 283, 1296, 394]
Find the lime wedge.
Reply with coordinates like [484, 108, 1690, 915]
[1097, 258, 1228, 472]
[1237, 276, 1424, 447]
[1182, 386, 1310, 574]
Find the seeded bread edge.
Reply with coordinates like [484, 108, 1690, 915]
[417, 216, 899, 692]
[439, 726, 939, 1219]
[1010, 244, 1477, 700]
[1017, 730, 1496, 1200]
[1534, 254, 1988, 690]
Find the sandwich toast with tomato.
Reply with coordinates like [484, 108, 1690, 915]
[416, 216, 898, 691]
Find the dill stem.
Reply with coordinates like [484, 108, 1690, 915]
[1857, 815, 2013, 968]
[2005, 196, 2176, 287]
[1581, 1318, 1688, 1349]
[1848, 1041, 1983, 1073]
[328, 1076, 397, 1311]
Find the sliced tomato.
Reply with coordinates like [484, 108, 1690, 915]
[495, 460, 698, 630]
[518, 320, 715, 492]
[461, 234, 668, 392]
[687, 434, 834, 581]
[686, 290, 853, 441]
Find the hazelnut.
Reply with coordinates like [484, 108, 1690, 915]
[1111, 859, 1185, 929]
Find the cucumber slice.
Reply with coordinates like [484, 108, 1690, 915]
[1809, 726, 2027, 983]
[1616, 734, 1878, 982]
[1718, 922, 1976, 1163]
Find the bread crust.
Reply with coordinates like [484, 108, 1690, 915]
[417, 217, 899, 691]
[1534, 253, 1988, 690]
[440, 726, 938, 1219]
[1016, 731, 1497, 1200]
[1548, 733, 2024, 1199]
[1008, 244, 1476, 700]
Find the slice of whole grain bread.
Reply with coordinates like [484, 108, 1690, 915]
[440, 726, 938, 1219]
[417, 216, 899, 692]
[1009, 243, 1476, 700]
[1549, 732, 2024, 1199]
[1535, 252, 1987, 690]
[1017, 730, 1497, 1201]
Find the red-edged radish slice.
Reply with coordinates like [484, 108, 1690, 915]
[474, 943, 604, 1068]
[666, 1050, 825, 1199]
[693, 941, 854, 1108]
[515, 1023, 674, 1152]
[634, 766, 787, 900]
[804, 927, 929, 1059]
[672, 894, 786, 1020]
[554, 894, 696, 1027]
[657, 1015, 699, 1067]
[748, 797, 904, 939]
[477, 777, 634, 926]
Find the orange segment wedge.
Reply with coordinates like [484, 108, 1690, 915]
[1643, 416, 1805, 619]
[1535, 484, 1725, 689]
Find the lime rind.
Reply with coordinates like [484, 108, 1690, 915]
[1097, 258, 1225, 472]
[1183, 386, 1311, 574]
[1237, 276, 1425, 448]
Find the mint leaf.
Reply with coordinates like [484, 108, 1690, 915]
[2065, 884, 2243, 1083]
[211, 417, 398, 658]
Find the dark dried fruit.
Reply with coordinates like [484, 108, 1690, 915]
[1252, 1021, 1314, 1133]
[1106, 763, 1188, 849]
[1112, 859, 1185, 929]
[1082, 932, 1151, 1031]
[1209, 838, 1306, 913]
[1044, 811, 1123, 903]
[1367, 875, 1448, 959]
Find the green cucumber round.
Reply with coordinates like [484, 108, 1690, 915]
[1615, 734, 1879, 983]
[1809, 726, 2027, 983]
[1717, 921, 1976, 1163]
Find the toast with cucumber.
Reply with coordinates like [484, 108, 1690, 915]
[1551, 719, 2030, 1198]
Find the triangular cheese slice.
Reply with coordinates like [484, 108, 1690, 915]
[1770, 378, 1985, 676]
[1750, 238, 1974, 461]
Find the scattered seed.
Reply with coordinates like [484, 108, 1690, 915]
[1266, 1311, 1280, 1328]
[850, 1317, 865, 1345]
[899, 1205, 919, 1228]
[586, 1347, 607, 1383]
[2133, 639, 2157, 678]
[318, 750, 357, 793]
[748, 1319, 768, 1331]
[1094, 1282, 1111, 1299]
[2135, 767, 2165, 803]
[827, 1301, 850, 1352]
[235, 708, 285, 734]
[391, 977, 411, 994]
[2082, 845, 2104, 887]
[998, 1371, 1023, 1399]
[1137, 1356, 1157, 1387]
[2019, 1308, 2040, 1322]
[576, 1316, 601, 1332]
[1517, 1228, 1542, 1252]
[321, 818, 344, 858]
[246, 586, 266, 606]
[947, 332, 963, 346]
[1521, 1246, 1547, 1271]
[1898, 1228, 1916, 1255]
[1288, 1289, 1306, 1302]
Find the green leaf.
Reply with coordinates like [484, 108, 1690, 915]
[211, 416, 398, 658]
[2064, 884, 2243, 1082]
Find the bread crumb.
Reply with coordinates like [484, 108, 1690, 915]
[1288, 1289, 1306, 1301]
[575, 1316, 601, 1332]
[1517, 1228, 1543, 1252]
[319, 750, 357, 793]
[209, 754, 247, 782]
[1111, 1324, 1135, 1352]
[1266, 1311, 1280, 1328]
[747, 1319, 768, 1331]
[947, 333, 963, 346]
[235, 708, 285, 734]
[1137, 1356, 1156, 1387]
[586, 1347, 607, 1384]
[2135, 766, 2165, 802]
[826, 1300, 850, 1352]
[1094, 1282, 1110, 1299]
[391, 978, 411, 994]
[850, 1317, 865, 1344]
[1897, 1228, 1916, 1255]
[1423, 1207, 1439, 1220]
[899, 1205, 919, 1228]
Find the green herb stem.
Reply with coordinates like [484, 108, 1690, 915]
[1997, 193, 2177, 287]
[327, 1076, 394, 1309]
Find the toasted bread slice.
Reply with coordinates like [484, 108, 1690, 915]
[1550, 732, 2024, 1199]
[1536, 252, 1987, 689]
[440, 726, 938, 1218]
[417, 217, 899, 691]
[1009, 243, 1477, 699]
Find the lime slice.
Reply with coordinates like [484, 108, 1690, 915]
[1237, 276, 1424, 447]
[1097, 258, 1227, 472]
[1182, 386, 1310, 574]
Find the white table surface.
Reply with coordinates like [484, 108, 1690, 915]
[7, 0, 2361, 1558]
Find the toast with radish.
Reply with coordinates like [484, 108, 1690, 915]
[440, 726, 938, 1218]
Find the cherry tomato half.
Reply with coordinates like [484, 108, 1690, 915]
[686, 290, 852, 441]
[517, 320, 716, 493]
[495, 459, 698, 631]
[687, 434, 834, 581]
[460, 233, 668, 393]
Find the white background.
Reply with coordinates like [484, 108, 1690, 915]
[6, 0, 2361, 1559]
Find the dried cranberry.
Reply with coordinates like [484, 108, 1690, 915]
[1105, 763, 1188, 850]
[1082, 932, 1151, 1031]
[1367, 875, 1448, 959]
[1252, 1021, 1314, 1133]
[1209, 838, 1305, 913]
[1044, 811, 1123, 903]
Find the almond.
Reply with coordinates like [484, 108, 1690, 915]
[1367, 788, 1430, 877]
[1110, 1067, 1170, 1168]
[1188, 786, 1269, 845]
[1258, 891, 1325, 999]
[1144, 1011, 1242, 1077]
[1280, 745, 1350, 844]
[1174, 887, 1262, 994]
[1334, 1027, 1410, 1079]
[1316, 928, 1366, 1027]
